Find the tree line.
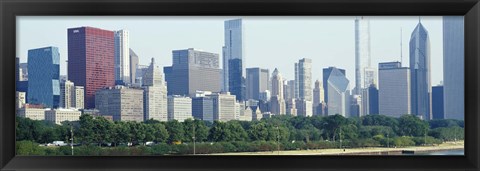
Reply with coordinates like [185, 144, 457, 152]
[16, 114, 464, 155]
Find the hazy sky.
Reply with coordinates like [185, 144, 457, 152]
[17, 16, 446, 87]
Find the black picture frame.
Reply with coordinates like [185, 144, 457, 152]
[1, 0, 479, 170]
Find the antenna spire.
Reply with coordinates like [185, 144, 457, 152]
[400, 27, 403, 66]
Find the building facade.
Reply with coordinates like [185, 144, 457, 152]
[114, 30, 130, 85]
[27, 46, 60, 108]
[323, 67, 346, 105]
[354, 16, 373, 95]
[246, 67, 269, 100]
[312, 79, 324, 115]
[326, 67, 351, 117]
[68, 27, 115, 109]
[129, 48, 139, 84]
[379, 62, 411, 118]
[143, 58, 168, 121]
[443, 16, 464, 120]
[409, 21, 432, 120]
[167, 95, 193, 122]
[60, 80, 75, 109]
[222, 19, 244, 92]
[17, 107, 46, 121]
[192, 97, 214, 122]
[211, 92, 237, 122]
[45, 109, 82, 125]
[270, 68, 286, 115]
[295, 58, 312, 101]
[95, 86, 144, 122]
[16, 91, 26, 109]
[167, 48, 221, 97]
[361, 84, 379, 115]
[432, 85, 445, 119]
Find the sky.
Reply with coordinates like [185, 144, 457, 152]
[17, 16, 447, 87]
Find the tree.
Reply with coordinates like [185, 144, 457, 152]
[248, 122, 269, 141]
[398, 115, 429, 137]
[208, 121, 227, 142]
[321, 114, 348, 141]
[165, 120, 185, 143]
[78, 115, 96, 145]
[151, 123, 169, 143]
[225, 121, 248, 141]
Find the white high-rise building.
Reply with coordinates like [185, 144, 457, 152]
[443, 16, 464, 120]
[60, 80, 75, 109]
[222, 19, 244, 92]
[167, 95, 193, 122]
[16, 91, 26, 109]
[379, 62, 411, 118]
[354, 16, 372, 95]
[74, 86, 84, 109]
[114, 30, 130, 84]
[270, 68, 286, 115]
[143, 58, 168, 121]
[295, 58, 312, 101]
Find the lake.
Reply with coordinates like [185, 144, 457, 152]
[412, 149, 464, 155]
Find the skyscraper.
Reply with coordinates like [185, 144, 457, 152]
[432, 85, 444, 120]
[60, 80, 74, 109]
[68, 27, 115, 109]
[167, 48, 221, 97]
[312, 79, 324, 115]
[129, 48, 139, 84]
[409, 20, 432, 120]
[354, 16, 372, 95]
[295, 58, 312, 101]
[114, 30, 130, 85]
[379, 62, 411, 118]
[326, 67, 350, 117]
[167, 95, 193, 122]
[246, 68, 269, 100]
[223, 19, 244, 93]
[211, 92, 237, 122]
[192, 97, 214, 122]
[27, 46, 60, 108]
[361, 84, 379, 115]
[270, 68, 286, 115]
[284, 80, 296, 100]
[443, 16, 464, 120]
[143, 58, 168, 121]
[323, 67, 346, 104]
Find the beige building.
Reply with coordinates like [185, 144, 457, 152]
[60, 80, 84, 109]
[45, 109, 82, 125]
[286, 98, 297, 116]
[17, 106, 45, 121]
[210, 92, 236, 122]
[143, 58, 168, 122]
[270, 68, 286, 115]
[95, 85, 144, 122]
[167, 95, 193, 122]
[74, 86, 84, 109]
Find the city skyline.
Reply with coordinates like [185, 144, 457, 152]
[17, 16, 445, 87]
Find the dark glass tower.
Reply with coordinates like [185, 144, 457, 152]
[27, 47, 60, 108]
[229, 58, 244, 101]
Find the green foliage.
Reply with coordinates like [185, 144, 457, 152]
[16, 141, 45, 155]
[393, 136, 415, 147]
[429, 126, 464, 141]
[398, 115, 429, 137]
[165, 120, 185, 143]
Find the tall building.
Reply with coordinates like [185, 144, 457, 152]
[95, 85, 144, 122]
[167, 48, 221, 97]
[443, 16, 464, 120]
[409, 20, 432, 120]
[192, 97, 214, 122]
[285, 98, 297, 116]
[27, 46, 60, 108]
[432, 85, 445, 119]
[229, 58, 245, 101]
[326, 67, 350, 117]
[211, 92, 237, 122]
[284, 80, 296, 100]
[379, 62, 411, 118]
[19, 63, 28, 81]
[74, 86, 84, 109]
[135, 64, 149, 86]
[68, 27, 115, 109]
[246, 68, 269, 100]
[17, 106, 46, 121]
[114, 30, 130, 85]
[16, 57, 19, 82]
[312, 80, 324, 115]
[323, 67, 346, 104]
[354, 16, 372, 95]
[129, 48, 139, 84]
[361, 84, 379, 115]
[295, 58, 312, 101]
[167, 95, 193, 122]
[270, 68, 286, 115]
[59, 80, 75, 109]
[143, 58, 168, 121]
[16, 91, 26, 109]
[222, 19, 244, 93]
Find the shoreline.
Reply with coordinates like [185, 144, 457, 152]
[207, 141, 464, 155]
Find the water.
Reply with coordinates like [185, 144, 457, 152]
[414, 149, 464, 155]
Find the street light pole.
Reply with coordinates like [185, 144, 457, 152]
[70, 125, 74, 156]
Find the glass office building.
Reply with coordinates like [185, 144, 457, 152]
[27, 46, 60, 108]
